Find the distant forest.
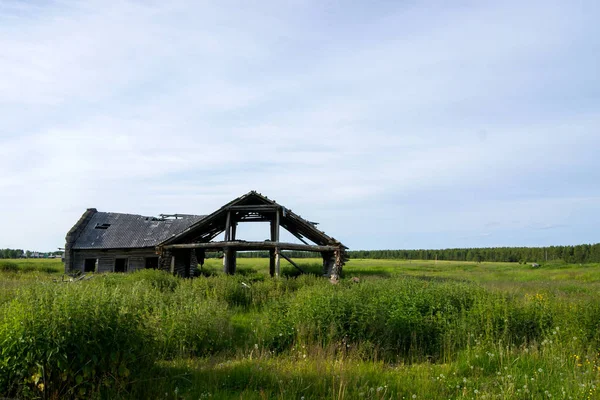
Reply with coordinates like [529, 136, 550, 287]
[0, 249, 63, 259]
[236, 243, 600, 264]
[3, 244, 600, 264]
[348, 244, 600, 264]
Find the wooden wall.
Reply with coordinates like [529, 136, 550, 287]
[71, 248, 158, 273]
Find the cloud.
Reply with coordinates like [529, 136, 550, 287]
[1, 0, 599, 250]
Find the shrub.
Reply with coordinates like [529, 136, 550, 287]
[152, 295, 233, 358]
[0, 261, 18, 272]
[262, 277, 538, 362]
[126, 268, 180, 292]
[0, 283, 154, 399]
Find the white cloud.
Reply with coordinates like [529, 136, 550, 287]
[0, 0, 599, 250]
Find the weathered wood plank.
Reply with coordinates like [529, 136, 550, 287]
[275, 247, 281, 277]
[269, 249, 275, 277]
[274, 209, 280, 242]
[280, 252, 304, 274]
[227, 205, 278, 211]
[224, 211, 232, 241]
[163, 241, 339, 252]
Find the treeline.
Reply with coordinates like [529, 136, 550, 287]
[0, 249, 63, 259]
[222, 244, 600, 264]
[0, 249, 24, 259]
[349, 244, 600, 264]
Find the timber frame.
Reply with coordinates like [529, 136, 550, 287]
[157, 191, 348, 278]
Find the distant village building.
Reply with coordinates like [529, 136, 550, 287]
[64, 191, 347, 278]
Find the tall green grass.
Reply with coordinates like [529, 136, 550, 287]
[1, 259, 599, 398]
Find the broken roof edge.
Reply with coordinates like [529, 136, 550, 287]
[80, 210, 204, 221]
[69, 210, 206, 250]
[158, 190, 347, 249]
[65, 208, 98, 242]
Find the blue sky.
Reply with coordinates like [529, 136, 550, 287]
[1, 0, 599, 251]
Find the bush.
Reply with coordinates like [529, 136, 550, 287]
[0, 261, 18, 272]
[0, 283, 154, 399]
[152, 295, 232, 358]
[126, 268, 180, 292]
[262, 277, 557, 361]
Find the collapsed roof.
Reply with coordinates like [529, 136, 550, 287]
[161, 190, 345, 248]
[71, 211, 204, 250]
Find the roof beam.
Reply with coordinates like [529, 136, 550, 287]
[227, 205, 278, 212]
[162, 241, 339, 252]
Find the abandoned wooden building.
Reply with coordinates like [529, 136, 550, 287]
[64, 191, 347, 278]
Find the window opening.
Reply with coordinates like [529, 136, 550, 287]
[145, 257, 159, 269]
[84, 258, 97, 272]
[114, 258, 128, 273]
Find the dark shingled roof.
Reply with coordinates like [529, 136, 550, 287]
[72, 212, 205, 250]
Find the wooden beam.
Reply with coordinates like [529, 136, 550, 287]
[238, 216, 270, 222]
[269, 249, 275, 277]
[164, 241, 339, 252]
[275, 247, 281, 277]
[224, 211, 231, 241]
[231, 223, 237, 241]
[223, 247, 235, 275]
[228, 205, 278, 211]
[322, 251, 334, 277]
[281, 222, 310, 245]
[274, 208, 280, 242]
[280, 252, 305, 274]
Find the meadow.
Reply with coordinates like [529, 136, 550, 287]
[0, 257, 599, 399]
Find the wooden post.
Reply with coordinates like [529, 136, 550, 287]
[189, 248, 197, 277]
[269, 249, 275, 277]
[270, 208, 281, 277]
[223, 247, 231, 274]
[231, 222, 237, 241]
[231, 250, 237, 274]
[331, 248, 344, 280]
[170, 255, 175, 275]
[274, 208, 280, 242]
[275, 247, 281, 277]
[222, 247, 236, 275]
[224, 211, 231, 241]
[196, 249, 205, 267]
[322, 251, 334, 276]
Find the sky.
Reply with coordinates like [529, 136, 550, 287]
[1, 0, 599, 251]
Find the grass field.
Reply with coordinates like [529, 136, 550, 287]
[1, 257, 599, 399]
